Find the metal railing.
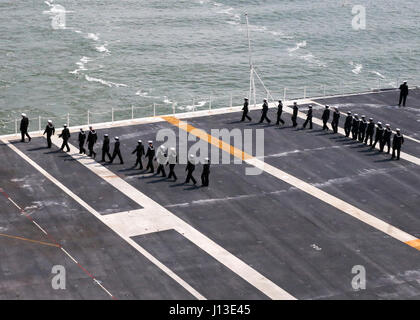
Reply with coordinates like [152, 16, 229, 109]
[1, 79, 417, 136]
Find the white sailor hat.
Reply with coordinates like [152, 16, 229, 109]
[148, 140, 153, 144]
[48, 120, 52, 123]
[115, 136, 119, 140]
[386, 124, 390, 127]
[63, 124, 67, 127]
[104, 133, 108, 136]
[308, 105, 312, 108]
[396, 128, 401, 132]
[170, 147, 176, 151]
[347, 111, 352, 114]
[377, 121, 382, 125]
[361, 115, 366, 118]
[369, 118, 373, 121]
[21, 113, 26, 117]
[189, 154, 195, 159]
[205, 157, 209, 162]
[263, 98, 267, 101]
[138, 140, 142, 143]
[325, 105, 329, 108]
[244, 97, 248, 100]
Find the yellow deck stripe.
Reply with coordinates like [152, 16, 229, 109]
[406, 239, 420, 250]
[0, 233, 60, 248]
[162, 116, 420, 252]
[163, 116, 252, 160]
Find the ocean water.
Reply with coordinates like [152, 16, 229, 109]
[0, 0, 419, 133]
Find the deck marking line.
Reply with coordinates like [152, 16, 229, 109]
[406, 239, 420, 250]
[1, 145, 118, 300]
[162, 116, 420, 250]
[2, 138, 206, 301]
[41, 136, 293, 300]
[47, 136, 291, 300]
[0, 232, 60, 248]
[32, 221, 48, 235]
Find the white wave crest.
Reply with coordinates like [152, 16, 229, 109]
[86, 33, 99, 41]
[350, 61, 363, 74]
[288, 40, 307, 53]
[96, 43, 110, 54]
[85, 75, 127, 88]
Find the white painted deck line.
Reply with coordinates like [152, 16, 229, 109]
[161, 117, 419, 251]
[274, 101, 420, 166]
[101, 209, 173, 237]
[246, 158, 417, 244]
[1, 138, 205, 301]
[43, 136, 296, 300]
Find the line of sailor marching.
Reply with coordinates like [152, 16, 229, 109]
[18, 114, 210, 187]
[240, 97, 405, 160]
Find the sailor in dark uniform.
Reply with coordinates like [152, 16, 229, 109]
[358, 115, 367, 142]
[291, 102, 298, 127]
[364, 118, 375, 145]
[302, 105, 313, 129]
[20, 113, 31, 142]
[145, 141, 155, 173]
[86, 126, 97, 158]
[276, 100, 285, 125]
[372, 122, 384, 150]
[110, 137, 124, 164]
[391, 129, 404, 160]
[351, 114, 359, 140]
[78, 128, 86, 154]
[321, 105, 330, 130]
[380, 124, 392, 153]
[331, 107, 340, 133]
[101, 134, 111, 162]
[201, 157, 210, 187]
[167, 147, 178, 181]
[259, 99, 271, 123]
[185, 155, 197, 185]
[344, 111, 352, 137]
[59, 124, 71, 152]
[399, 81, 409, 107]
[132, 140, 145, 169]
[156, 145, 167, 177]
[43, 120, 55, 148]
[241, 98, 251, 121]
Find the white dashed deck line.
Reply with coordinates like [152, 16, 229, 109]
[1, 138, 206, 301]
[273, 101, 420, 166]
[245, 158, 417, 244]
[4, 136, 295, 300]
[47, 136, 295, 300]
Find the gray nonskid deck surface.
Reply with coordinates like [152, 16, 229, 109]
[12, 137, 142, 215]
[0, 143, 195, 299]
[183, 109, 420, 238]
[132, 230, 268, 300]
[1, 89, 420, 300]
[90, 120, 420, 299]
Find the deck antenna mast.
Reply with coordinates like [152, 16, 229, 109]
[245, 13, 257, 108]
[245, 14, 275, 107]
